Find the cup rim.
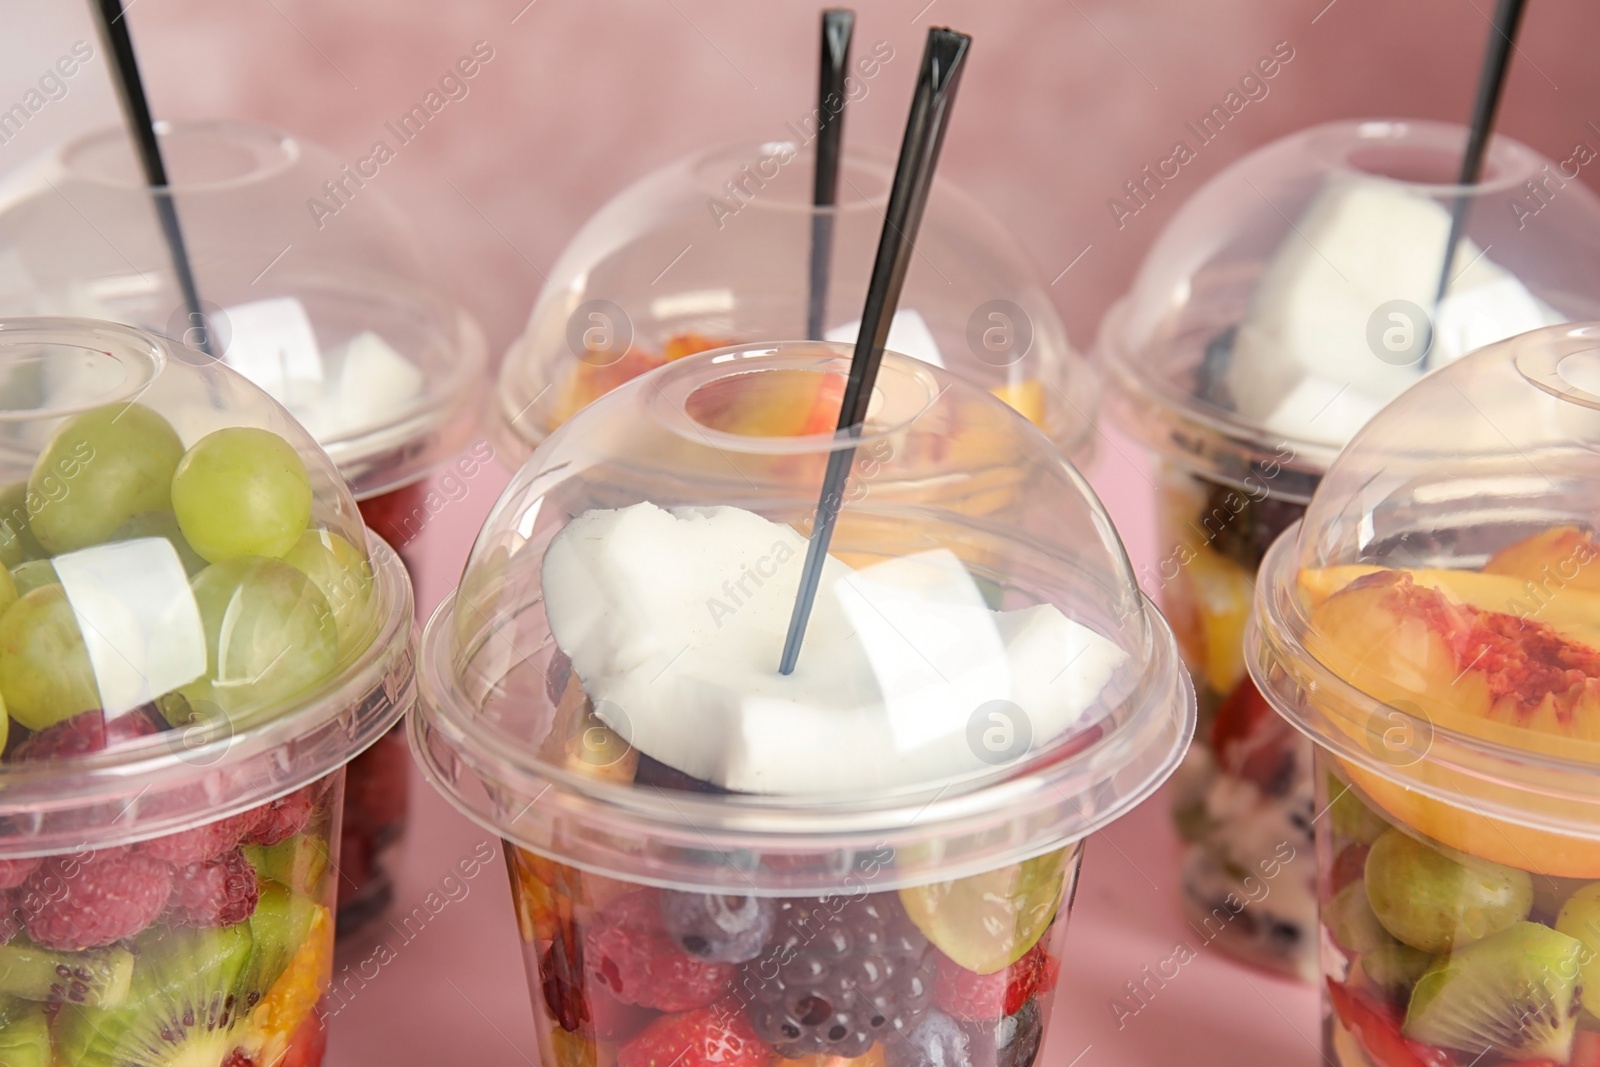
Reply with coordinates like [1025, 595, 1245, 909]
[412, 574, 1194, 893]
[59, 119, 302, 192]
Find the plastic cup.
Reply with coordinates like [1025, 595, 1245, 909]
[1249, 323, 1600, 1065]
[493, 141, 1097, 467]
[1098, 119, 1600, 980]
[0, 318, 414, 1066]
[415, 341, 1192, 1067]
[0, 119, 486, 936]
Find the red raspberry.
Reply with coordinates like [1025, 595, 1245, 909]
[586, 891, 736, 1012]
[0, 857, 42, 890]
[221, 1052, 256, 1067]
[247, 787, 316, 846]
[0, 888, 22, 945]
[618, 1005, 768, 1067]
[24, 848, 172, 949]
[591, 973, 657, 1042]
[139, 809, 262, 865]
[167, 848, 260, 927]
[13, 706, 166, 761]
[934, 943, 1059, 1022]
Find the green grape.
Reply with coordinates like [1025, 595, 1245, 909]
[30, 403, 184, 554]
[171, 429, 312, 562]
[112, 510, 207, 577]
[1365, 828, 1532, 953]
[282, 529, 376, 656]
[0, 483, 45, 568]
[183, 557, 336, 717]
[0, 566, 14, 618]
[0, 585, 100, 731]
[1555, 883, 1600, 1016]
[9, 560, 58, 597]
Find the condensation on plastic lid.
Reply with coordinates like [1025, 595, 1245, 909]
[54, 538, 206, 718]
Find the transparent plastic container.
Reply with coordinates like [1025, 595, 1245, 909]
[1249, 322, 1600, 1066]
[0, 317, 415, 1067]
[1097, 119, 1600, 979]
[494, 141, 1096, 465]
[0, 119, 487, 933]
[415, 341, 1192, 1067]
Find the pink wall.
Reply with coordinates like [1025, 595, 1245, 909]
[48, 0, 1600, 367]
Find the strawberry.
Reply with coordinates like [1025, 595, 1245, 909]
[1326, 979, 1452, 1067]
[1210, 675, 1297, 793]
[618, 1005, 768, 1067]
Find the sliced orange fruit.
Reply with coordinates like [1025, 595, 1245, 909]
[243, 903, 334, 1066]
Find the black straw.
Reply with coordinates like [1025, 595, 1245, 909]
[91, 0, 215, 357]
[1428, 0, 1527, 367]
[806, 9, 854, 341]
[779, 26, 971, 676]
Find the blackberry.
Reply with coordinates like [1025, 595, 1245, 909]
[744, 894, 936, 1059]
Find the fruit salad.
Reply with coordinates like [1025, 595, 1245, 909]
[1158, 466, 1318, 979]
[548, 332, 1051, 437]
[509, 830, 1072, 1067]
[1307, 527, 1600, 1067]
[0, 779, 337, 1067]
[0, 399, 378, 1065]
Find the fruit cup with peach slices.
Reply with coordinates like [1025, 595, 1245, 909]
[0, 319, 416, 1067]
[1100, 120, 1600, 980]
[414, 343, 1194, 1067]
[491, 141, 1096, 469]
[1249, 323, 1600, 1065]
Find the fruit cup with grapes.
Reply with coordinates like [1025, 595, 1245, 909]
[414, 343, 1194, 1067]
[0, 318, 415, 1067]
[0, 120, 488, 939]
[1249, 323, 1600, 1065]
[1099, 121, 1600, 979]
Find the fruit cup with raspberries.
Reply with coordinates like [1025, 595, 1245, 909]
[413, 343, 1194, 1067]
[0, 318, 415, 1067]
[1249, 323, 1600, 1065]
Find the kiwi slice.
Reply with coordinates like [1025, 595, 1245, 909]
[0, 998, 51, 1067]
[54, 923, 254, 1067]
[245, 836, 330, 897]
[0, 940, 134, 1007]
[239, 883, 317, 1013]
[1403, 921, 1583, 1060]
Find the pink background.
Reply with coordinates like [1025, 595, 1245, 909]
[8, 0, 1600, 1063]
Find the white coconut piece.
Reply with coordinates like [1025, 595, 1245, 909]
[541, 502, 1126, 794]
[827, 308, 944, 368]
[1229, 176, 1562, 447]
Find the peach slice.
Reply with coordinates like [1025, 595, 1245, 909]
[1307, 567, 1600, 875]
[1485, 526, 1600, 594]
[1300, 565, 1600, 653]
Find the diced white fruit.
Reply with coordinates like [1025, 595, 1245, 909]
[827, 308, 944, 368]
[1230, 176, 1563, 447]
[331, 330, 425, 427]
[542, 502, 1127, 794]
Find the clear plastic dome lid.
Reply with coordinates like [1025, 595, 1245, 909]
[0, 120, 486, 498]
[1250, 323, 1600, 870]
[0, 317, 413, 853]
[495, 141, 1094, 464]
[417, 341, 1190, 892]
[1100, 120, 1600, 499]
